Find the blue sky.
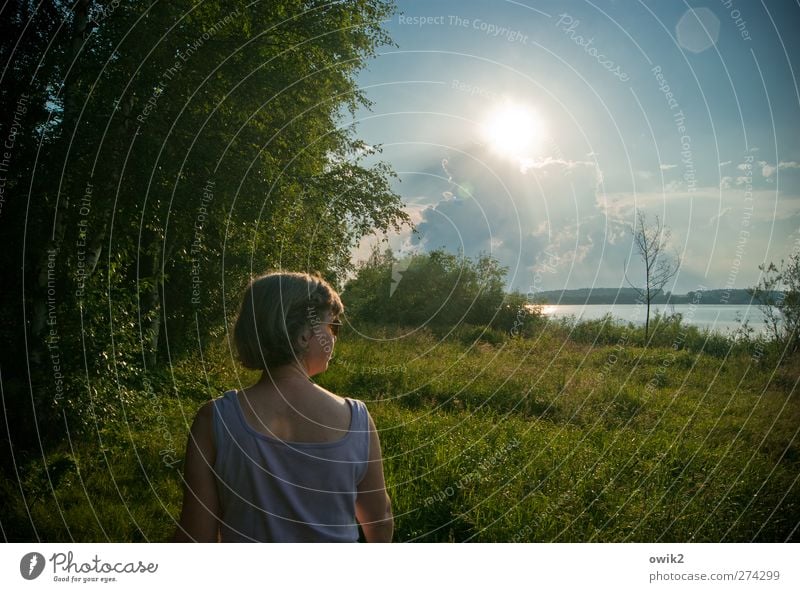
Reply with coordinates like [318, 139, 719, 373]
[348, 0, 800, 293]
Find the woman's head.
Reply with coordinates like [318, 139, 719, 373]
[233, 271, 343, 372]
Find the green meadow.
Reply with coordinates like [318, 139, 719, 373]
[3, 316, 797, 542]
[4, 0, 798, 547]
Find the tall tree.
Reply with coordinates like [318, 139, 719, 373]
[0, 0, 408, 450]
[624, 211, 681, 343]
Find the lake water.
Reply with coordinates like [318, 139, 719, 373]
[539, 304, 774, 336]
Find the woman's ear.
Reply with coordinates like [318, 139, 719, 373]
[297, 325, 312, 347]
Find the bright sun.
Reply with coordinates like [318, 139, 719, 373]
[481, 101, 544, 161]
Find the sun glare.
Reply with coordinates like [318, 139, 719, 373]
[481, 101, 544, 161]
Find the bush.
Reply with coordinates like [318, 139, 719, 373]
[749, 251, 800, 357]
[343, 248, 541, 333]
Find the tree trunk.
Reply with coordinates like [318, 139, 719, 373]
[149, 248, 161, 368]
[30, 0, 93, 361]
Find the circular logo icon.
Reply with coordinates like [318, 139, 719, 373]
[20, 552, 46, 580]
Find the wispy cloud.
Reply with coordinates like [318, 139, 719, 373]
[755, 160, 799, 178]
[518, 156, 597, 175]
[759, 161, 776, 178]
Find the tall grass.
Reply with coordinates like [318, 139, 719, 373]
[2, 318, 797, 542]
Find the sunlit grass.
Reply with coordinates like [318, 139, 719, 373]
[3, 319, 797, 542]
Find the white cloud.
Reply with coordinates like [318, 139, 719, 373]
[725, 160, 800, 191]
[519, 156, 596, 175]
[760, 161, 776, 178]
[602, 187, 791, 221]
[660, 164, 678, 170]
[749, 160, 800, 179]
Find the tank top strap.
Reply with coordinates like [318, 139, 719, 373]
[347, 397, 371, 482]
[211, 389, 239, 462]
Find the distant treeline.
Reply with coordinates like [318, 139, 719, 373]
[535, 288, 771, 305]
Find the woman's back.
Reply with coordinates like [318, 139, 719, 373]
[212, 385, 370, 542]
[173, 271, 392, 543]
[235, 382, 354, 443]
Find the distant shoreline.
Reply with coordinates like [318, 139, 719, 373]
[533, 288, 775, 305]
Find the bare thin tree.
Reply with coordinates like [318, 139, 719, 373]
[624, 211, 681, 343]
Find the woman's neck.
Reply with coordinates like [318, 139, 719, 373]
[243, 364, 316, 405]
[259, 363, 312, 386]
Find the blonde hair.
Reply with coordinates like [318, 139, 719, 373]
[233, 271, 343, 370]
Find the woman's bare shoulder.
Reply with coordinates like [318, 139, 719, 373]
[313, 383, 348, 405]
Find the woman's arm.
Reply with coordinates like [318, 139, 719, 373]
[355, 411, 393, 542]
[172, 401, 221, 542]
